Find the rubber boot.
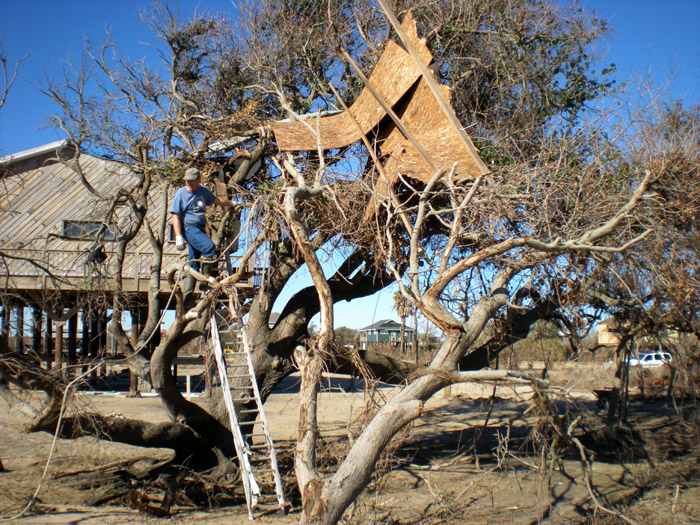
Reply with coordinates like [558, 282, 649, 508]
[199, 257, 218, 293]
[200, 257, 218, 279]
[181, 275, 196, 309]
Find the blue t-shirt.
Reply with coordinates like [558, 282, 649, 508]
[170, 186, 216, 227]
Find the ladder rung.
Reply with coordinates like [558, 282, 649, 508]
[231, 386, 253, 390]
[239, 420, 262, 426]
[249, 444, 267, 449]
[236, 397, 257, 402]
[228, 374, 250, 378]
[255, 496, 281, 503]
[239, 408, 259, 414]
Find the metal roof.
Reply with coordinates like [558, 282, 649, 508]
[0, 140, 71, 166]
[359, 319, 414, 332]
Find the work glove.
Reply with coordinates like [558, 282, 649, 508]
[175, 235, 186, 251]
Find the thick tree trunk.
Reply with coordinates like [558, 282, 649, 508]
[150, 318, 237, 466]
[32, 413, 215, 465]
[311, 333, 466, 524]
[298, 261, 510, 523]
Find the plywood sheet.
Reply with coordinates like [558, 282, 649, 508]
[270, 12, 486, 192]
[380, 77, 484, 183]
[270, 14, 432, 151]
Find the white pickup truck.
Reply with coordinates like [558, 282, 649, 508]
[626, 351, 672, 367]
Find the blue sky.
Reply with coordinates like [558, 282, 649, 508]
[585, 0, 699, 101]
[1, 1, 698, 156]
[1, 0, 698, 329]
[0, 0, 238, 154]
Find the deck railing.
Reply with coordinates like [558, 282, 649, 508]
[0, 248, 261, 291]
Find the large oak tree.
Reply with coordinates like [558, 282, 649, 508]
[2, 1, 696, 522]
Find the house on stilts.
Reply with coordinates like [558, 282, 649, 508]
[0, 140, 252, 376]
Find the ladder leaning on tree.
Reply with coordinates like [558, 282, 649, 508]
[210, 314, 287, 520]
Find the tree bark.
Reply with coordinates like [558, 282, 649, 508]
[150, 317, 237, 465]
[32, 413, 215, 465]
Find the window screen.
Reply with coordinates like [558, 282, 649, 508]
[62, 220, 116, 240]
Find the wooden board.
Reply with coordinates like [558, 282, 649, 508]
[269, 13, 487, 187]
[270, 14, 432, 151]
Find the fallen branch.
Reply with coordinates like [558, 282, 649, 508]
[568, 421, 640, 525]
[408, 367, 550, 390]
[532, 389, 639, 525]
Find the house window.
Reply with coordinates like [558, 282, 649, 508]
[62, 220, 116, 240]
[166, 224, 176, 242]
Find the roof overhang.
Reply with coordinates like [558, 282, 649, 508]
[0, 140, 72, 166]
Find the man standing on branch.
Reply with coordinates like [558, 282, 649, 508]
[171, 167, 233, 306]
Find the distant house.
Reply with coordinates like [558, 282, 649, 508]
[358, 319, 415, 349]
[0, 141, 254, 362]
[0, 141, 185, 358]
[0, 140, 256, 300]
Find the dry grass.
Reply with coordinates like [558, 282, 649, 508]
[1, 362, 699, 523]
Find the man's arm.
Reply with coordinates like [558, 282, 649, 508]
[171, 212, 183, 236]
[171, 213, 186, 250]
[213, 196, 233, 208]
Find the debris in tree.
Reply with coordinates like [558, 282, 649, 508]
[269, 13, 488, 194]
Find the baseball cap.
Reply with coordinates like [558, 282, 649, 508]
[184, 167, 200, 181]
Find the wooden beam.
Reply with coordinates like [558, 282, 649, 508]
[327, 81, 416, 237]
[54, 323, 63, 371]
[376, 0, 489, 176]
[341, 48, 439, 174]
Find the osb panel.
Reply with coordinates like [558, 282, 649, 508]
[363, 77, 488, 222]
[270, 14, 432, 151]
[380, 77, 485, 183]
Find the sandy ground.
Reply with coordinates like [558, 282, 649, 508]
[1, 367, 699, 524]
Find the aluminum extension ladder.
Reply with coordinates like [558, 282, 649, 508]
[210, 315, 287, 520]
